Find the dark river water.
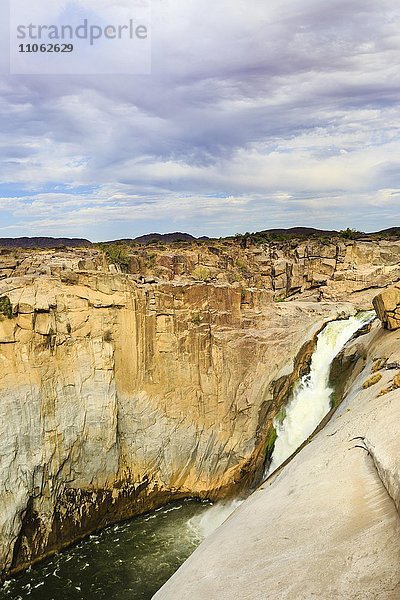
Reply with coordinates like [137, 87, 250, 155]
[0, 500, 211, 600]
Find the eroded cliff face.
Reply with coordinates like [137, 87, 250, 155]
[111, 238, 400, 303]
[0, 264, 351, 579]
[3, 237, 400, 303]
[0, 239, 399, 581]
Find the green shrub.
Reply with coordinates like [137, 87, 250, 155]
[275, 407, 286, 423]
[362, 373, 382, 389]
[192, 266, 210, 281]
[264, 425, 277, 462]
[227, 271, 241, 283]
[339, 228, 363, 240]
[191, 314, 202, 326]
[236, 257, 248, 270]
[0, 296, 13, 319]
[99, 244, 130, 271]
[145, 252, 157, 269]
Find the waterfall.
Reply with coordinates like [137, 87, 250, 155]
[267, 311, 375, 476]
[188, 312, 375, 538]
[188, 500, 243, 538]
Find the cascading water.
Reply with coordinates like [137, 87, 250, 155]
[187, 315, 375, 540]
[266, 311, 375, 476]
[188, 500, 243, 538]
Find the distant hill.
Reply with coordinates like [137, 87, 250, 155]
[0, 237, 92, 249]
[373, 227, 400, 236]
[103, 232, 198, 245]
[258, 227, 341, 238]
[1, 228, 400, 251]
[255, 227, 400, 240]
[134, 232, 196, 244]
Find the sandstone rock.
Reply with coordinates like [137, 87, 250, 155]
[373, 284, 400, 329]
[362, 372, 382, 388]
[3, 241, 400, 305]
[0, 259, 17, 270]
[34, 313, 55, 335]
[17, 314, 33, 331]
[77, 259, 96, 271]
[0, 318, 15, 343]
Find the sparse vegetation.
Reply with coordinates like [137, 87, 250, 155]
[227, 271, 242, 283]
[378, 386, 392, 397]
[371, 358, 386, 373]
[145, 252, 157, 269]
[393, 373, 400, 389]
[330, 391, 340, 408]
[362, 373, 382, 389]
[192, 266, 210, 281]
[191, 314, 203, 326]
[264, 425, 277, 463]
[339, 228, 363, 240]
[236, 257, 248, 270]
[0, 296, 13, 319]
[275, 407, 286, 424]
[98, 244, 130, 272]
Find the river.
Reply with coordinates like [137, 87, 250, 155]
[0, 501, 209, 600]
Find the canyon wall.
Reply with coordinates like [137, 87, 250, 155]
[0, 238, 399, 579]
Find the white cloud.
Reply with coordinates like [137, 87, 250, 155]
[1, 0, 400, 237]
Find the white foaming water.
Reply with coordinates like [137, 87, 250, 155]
[188, 500, 243, 539]
[267, 311, 375, 475]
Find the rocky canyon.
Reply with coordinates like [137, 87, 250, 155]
[0, 236, 400, 596]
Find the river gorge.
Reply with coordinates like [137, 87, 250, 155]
[1, 237, 400, 598]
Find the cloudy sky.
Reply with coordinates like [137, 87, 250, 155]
[1, 0, 400, 240]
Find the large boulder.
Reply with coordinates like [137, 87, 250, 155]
[373, 283, 400, 329]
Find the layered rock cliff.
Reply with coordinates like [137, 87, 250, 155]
[0, 239, 399, 581]
[108, 237, 400, 303]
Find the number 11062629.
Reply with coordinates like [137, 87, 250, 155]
[18, 43, 74, 53]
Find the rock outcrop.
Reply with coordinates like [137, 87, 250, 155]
[102, 238, 400, 305]
[2, 238, 400, 304]
[373, 283, 400, 330]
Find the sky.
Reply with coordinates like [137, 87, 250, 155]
[1, 0, 400, 240]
